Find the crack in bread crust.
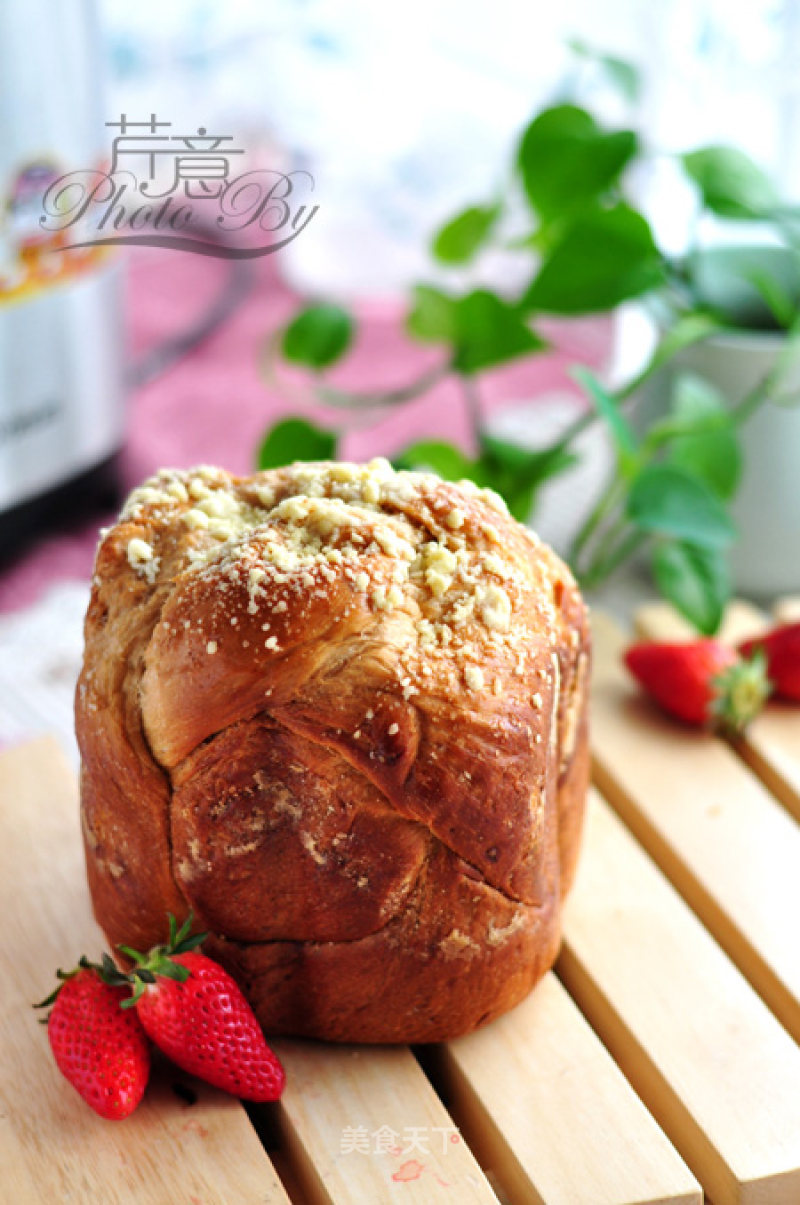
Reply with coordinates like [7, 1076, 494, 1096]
[168, 708, 544, 949]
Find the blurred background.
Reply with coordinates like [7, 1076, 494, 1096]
[100, 0, 800, 288]
[2, 0, 800, 750]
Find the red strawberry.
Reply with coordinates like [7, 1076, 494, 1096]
[739, 623, 800, 702]
[37, 962, 150, 1120]
[120, 916, 285, 1103]
[624, 638, 770, 732]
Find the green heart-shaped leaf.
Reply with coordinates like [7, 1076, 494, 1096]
[282, 303, 353, 370]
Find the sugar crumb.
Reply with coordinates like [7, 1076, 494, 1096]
[464, 665, 484, 691]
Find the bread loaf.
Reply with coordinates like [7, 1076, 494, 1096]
[77, 459, 590, 1042]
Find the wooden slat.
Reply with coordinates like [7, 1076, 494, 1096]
[560, 790, 800, 1205]
[0, 738, 290, 1205]
[591, 611, 800, 1042]
[773, 597, 800, 624]
[633, 601, 800, 822]
[271, 1039, 498, 1204]
[437, 972, 700, 1205]
[631, 599, 767, 646]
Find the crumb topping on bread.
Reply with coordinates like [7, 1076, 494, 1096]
[113, 457, 571, 708]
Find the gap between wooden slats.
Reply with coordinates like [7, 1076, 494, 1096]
[261, 1039, 498, 1205]
[591, 610, 800, 1045]
[559, 788, 800, 1205]
[432, 971, 700, 1205]
[1, 737, 498, 1205]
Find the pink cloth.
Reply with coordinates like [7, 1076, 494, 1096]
[0, 248, 611, 613]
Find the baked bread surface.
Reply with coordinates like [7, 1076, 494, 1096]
[77, 459, 590, 1042]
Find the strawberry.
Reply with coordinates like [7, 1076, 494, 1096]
[36, 960, 150, 1120]
[739, 623, 800, 702]
[624, 638, 770, 732]
[120, 915, 285, 1103]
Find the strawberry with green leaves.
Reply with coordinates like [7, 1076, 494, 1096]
[739, 622, 800, 702]
[624, 638, 770, 732]
[36, 959, 150, 1120]
[120, 915, 285, 1103]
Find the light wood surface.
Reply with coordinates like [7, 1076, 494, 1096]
[631, 599, 767, 646]
[271, 1040, 496, 1205]
[592, 610, 800, 1042]
[439, 972, 700, 1205]
[560, 790, 800, 1205]
[772, 596, 800, 624]
[0, 737, 290, 1205]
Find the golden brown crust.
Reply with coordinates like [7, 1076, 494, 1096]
[77, 459, 590, 1042]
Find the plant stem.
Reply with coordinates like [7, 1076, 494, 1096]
[259, 331, 450, 414]
[317, 362, 450, 410]
[539, 310, 721, 464]
[569, 474, 629, 568]
[579, 528, 648, 590]
[572, 318, 800, 587]
[460, 375, 483, 448]
[730, 327, 800, 425]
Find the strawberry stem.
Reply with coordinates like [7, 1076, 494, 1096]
[35, 913, 207, 1015]
[117, 912, 207, 1009]
[33, 976, 73, 1010]
[711, 649, 771, 735]
[33, 955, 129, 1013]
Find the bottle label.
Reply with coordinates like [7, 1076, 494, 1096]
[0, 160, 112, 306]
[0, 156, 123, 511]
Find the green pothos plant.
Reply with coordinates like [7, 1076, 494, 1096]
[257, 48, 800, 634]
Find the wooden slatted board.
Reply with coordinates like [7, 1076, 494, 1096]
[3, 604, 800, 1205]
